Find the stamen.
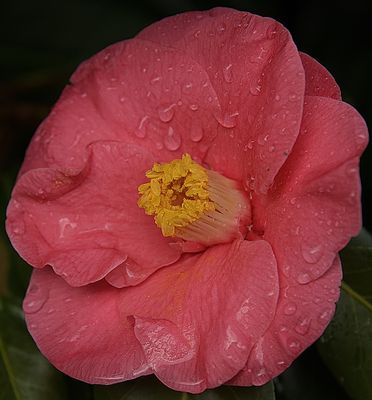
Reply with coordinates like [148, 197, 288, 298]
[138, 154, 249, 246]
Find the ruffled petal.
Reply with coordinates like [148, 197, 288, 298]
[7, 142, 181, 287]
[120, 240, 279, 392]
[229, 256, 341, 386]
[138, 8, 305, 193]
[24, 268, 148, 384]
[300, 52, 341, 100]
[24, 240, 279, 392]
[253, 95, 368, 284]
[20, 38, 224, 176]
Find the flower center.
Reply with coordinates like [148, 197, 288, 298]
[138, 154, 249, 246]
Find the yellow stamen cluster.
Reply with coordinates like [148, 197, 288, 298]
[138, 154, 249, 245]
[138, 154, 215, 237]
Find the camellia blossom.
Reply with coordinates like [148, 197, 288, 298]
[6, 7, 368, 394]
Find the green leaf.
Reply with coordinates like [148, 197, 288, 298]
[0, 298, 69, 400]
[93, 375, 275, 400]
[317, 229, 372, 400]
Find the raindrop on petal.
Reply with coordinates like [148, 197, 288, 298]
[164, 126, 181, 151]
[158, 103, 176, 122]
[24, 284, 49, 314]
[284, 302, 297, 316]
[190, 125, 204, 142]
[301, 243, 323, 264]
[295, 317, 311, 335]
[297, 272, 312, 284]
[136, 116, 149, 138]
[222, 64, 233, 83]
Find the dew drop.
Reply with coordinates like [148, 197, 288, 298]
[182, 82, 193, 93]
[318, 308, 332, 324]
[295, 317, 311, 335]
[284, 302, 297, 316]
[223, 64, 233, 83]
[275, 94, 281, 101]
[287, 338, 301, 354]
[189, 104, 198, 111]
[215, 112, 239, 128]
[158, 104, 176, 122]
[136, 116, 149, 138]
[11, 220, 25, 235]
[266, 25, 278, 39]
[24, 284, 49, 314]
[150, 76, 162, 84]
[249, 81, 262, 96]
[217, 22, 226, 34]
[190, 125, 204, 142]
[288, 93, 299, 102]
[164, 127, 181, 151]
[301, 243, 323, 264]
[257, 134, 269, 145]
[297, 272, 312, 284]
[346, 165, 357, 176]
[282, 264, 291, 277]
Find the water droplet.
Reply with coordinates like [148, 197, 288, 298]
[217, 22, 226, 34]
[295, 318, 311, 335]
[297, 272, 312, 284]
[346, 165, 357, 176]
[223, 64, 233, 83]
[289, 93, 299, 102]
[277, 360, 286, 367]
[190, 126, 204, 142]
[269, 145, 276, 153]
[24, 284, 49, 314]
[256, 368, 266, 378]
[164, 126, 181, 151]
[249, 81, 262, 96]
[11, 220, 25, 235]
[257, 134, 269, 145]
[249, 46, 268, 63]
[301, 243, 323, 264]
[150, 76, 161, 84]
[158, 104, 176, 122]
[287, 338, 301, 354]
[318, 308, 332, 324]
[215, 112, 239, 128]
[266, 25, 278, 39]
[189, 104, 198, 111]
[284, 302, 297, 316]
[275, 94, 281, 101]
[247, 140, 254, 149]
[136, 116, 149, 138]
[182, 82, 193, 93]
[282, 264, 291, 277]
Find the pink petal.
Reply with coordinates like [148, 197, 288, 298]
[7, 142, 181, 287]
[24, 268, 148, 384]
[121, 240, 279, 392]
[253, 95, 367, 285]
[229, 256, 342, 386]
[20, 38, 227, 177]
[138, 8, 306, 193]
[300, 52, 341, 100]
[24, 240, 279, 392]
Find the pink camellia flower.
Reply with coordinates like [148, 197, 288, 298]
[6, 7, 368, 393]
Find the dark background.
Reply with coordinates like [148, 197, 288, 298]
[0, 0, 370, 230]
